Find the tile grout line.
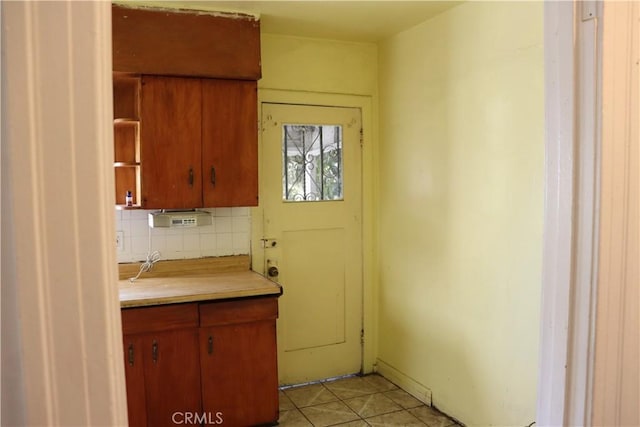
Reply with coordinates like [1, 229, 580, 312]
[304, 382, 362, 427]
[280, 374, 459, 426]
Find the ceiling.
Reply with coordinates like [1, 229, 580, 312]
[123, 1, 461, 42]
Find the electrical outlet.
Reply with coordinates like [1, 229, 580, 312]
[116, 231, 124, 252]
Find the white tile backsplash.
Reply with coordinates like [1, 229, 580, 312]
[232, 216, 250, 233]
[115, 208, 252, 263]
[215, 217, 233, 233]
[232, 232, 250, 253]
[200, 233, 217, 250]
[214, 207, 232, 217]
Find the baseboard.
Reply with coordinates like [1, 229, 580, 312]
[374, 359, 433, 406]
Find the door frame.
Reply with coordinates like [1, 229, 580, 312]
[537, 1, 603, 425]
[252, 89, 376, 374]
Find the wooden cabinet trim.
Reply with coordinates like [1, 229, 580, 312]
[199, 297, 279, 327]
[121, 303, 199, 335]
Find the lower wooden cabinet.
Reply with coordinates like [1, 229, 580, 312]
[122, 334, 147, 427]
[121, 297, 279, 427]
[123, 330, 202, 426]
[199, 298, 279, 426]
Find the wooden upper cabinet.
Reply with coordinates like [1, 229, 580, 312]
[112, 5, 261, 80]
[112, 6, 261, 209]
[139, 76, 258, 209]
[140, 76, 203, 209]
[202, 80, 258, 207]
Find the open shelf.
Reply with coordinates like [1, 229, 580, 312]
[115, 204, 144, 210]
[114, 73, 142, 207]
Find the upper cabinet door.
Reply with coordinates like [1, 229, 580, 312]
[202, 80, 258, 207]
[140, 76, 203, 209]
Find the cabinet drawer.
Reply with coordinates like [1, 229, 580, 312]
[122, 303, 198, 334]
[199, 297, 278, 327]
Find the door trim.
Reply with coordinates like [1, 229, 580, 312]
[537, 2, 602, 425]
[253, 89, 375, 374]
[2, 1, 128, 424]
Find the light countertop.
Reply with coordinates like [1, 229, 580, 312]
[118, 257, 281, 308]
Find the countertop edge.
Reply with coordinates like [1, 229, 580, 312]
[120, 285, 282, 308]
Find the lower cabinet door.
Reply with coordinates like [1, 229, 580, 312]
[200, 320, 279, 426]
[123, 335, 148, 427]
[142, 329, 202, 427]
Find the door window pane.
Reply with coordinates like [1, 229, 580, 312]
[283, 124, 343, 202]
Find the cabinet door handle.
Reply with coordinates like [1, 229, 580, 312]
[210, 166, 216, 187]
[208, 336, 214, 355]
[128, 343, 135, 366]
[188, 167, 194, 187]
[152, 340, 158, 363]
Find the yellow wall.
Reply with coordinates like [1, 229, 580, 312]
[259, 33, 377, 95]
[377, 2, 543, 425]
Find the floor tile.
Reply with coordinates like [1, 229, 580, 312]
[344, 392, 402, 418]
[279, 374, 460, 427]
[324, 376, 382, 399]
[333, 421, 370, 426]
[362, 374, 398, 392]
[409, 405, 457, 427]
[280, 390, 296, 411]
[278, 409, 313, 426]
[366, 409, 427, 426]
[300, 400, 360, 427]
[284, 383, 338, 408]
[383, 389, 424, 409]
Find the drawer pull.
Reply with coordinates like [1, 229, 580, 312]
[152, 340, 158, 363]
[208, 336, 214, 355]
[188, 167, 194, 187]
[210, 166, 216, 187]
[128, 343, 135, 366]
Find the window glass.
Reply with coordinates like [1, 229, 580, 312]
[282, 125, 343, 202]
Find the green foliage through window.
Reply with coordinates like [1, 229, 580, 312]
[283, 125, 343, 202]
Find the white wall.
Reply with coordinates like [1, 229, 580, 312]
[377, 2, 544, 425]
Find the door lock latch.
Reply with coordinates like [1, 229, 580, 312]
[268, 266, 279, 277]
[261, 238, 278, 248]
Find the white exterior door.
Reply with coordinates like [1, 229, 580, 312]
[261, 103, 363, 385]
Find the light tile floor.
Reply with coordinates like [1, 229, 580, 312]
[278, 374, 461, 427]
